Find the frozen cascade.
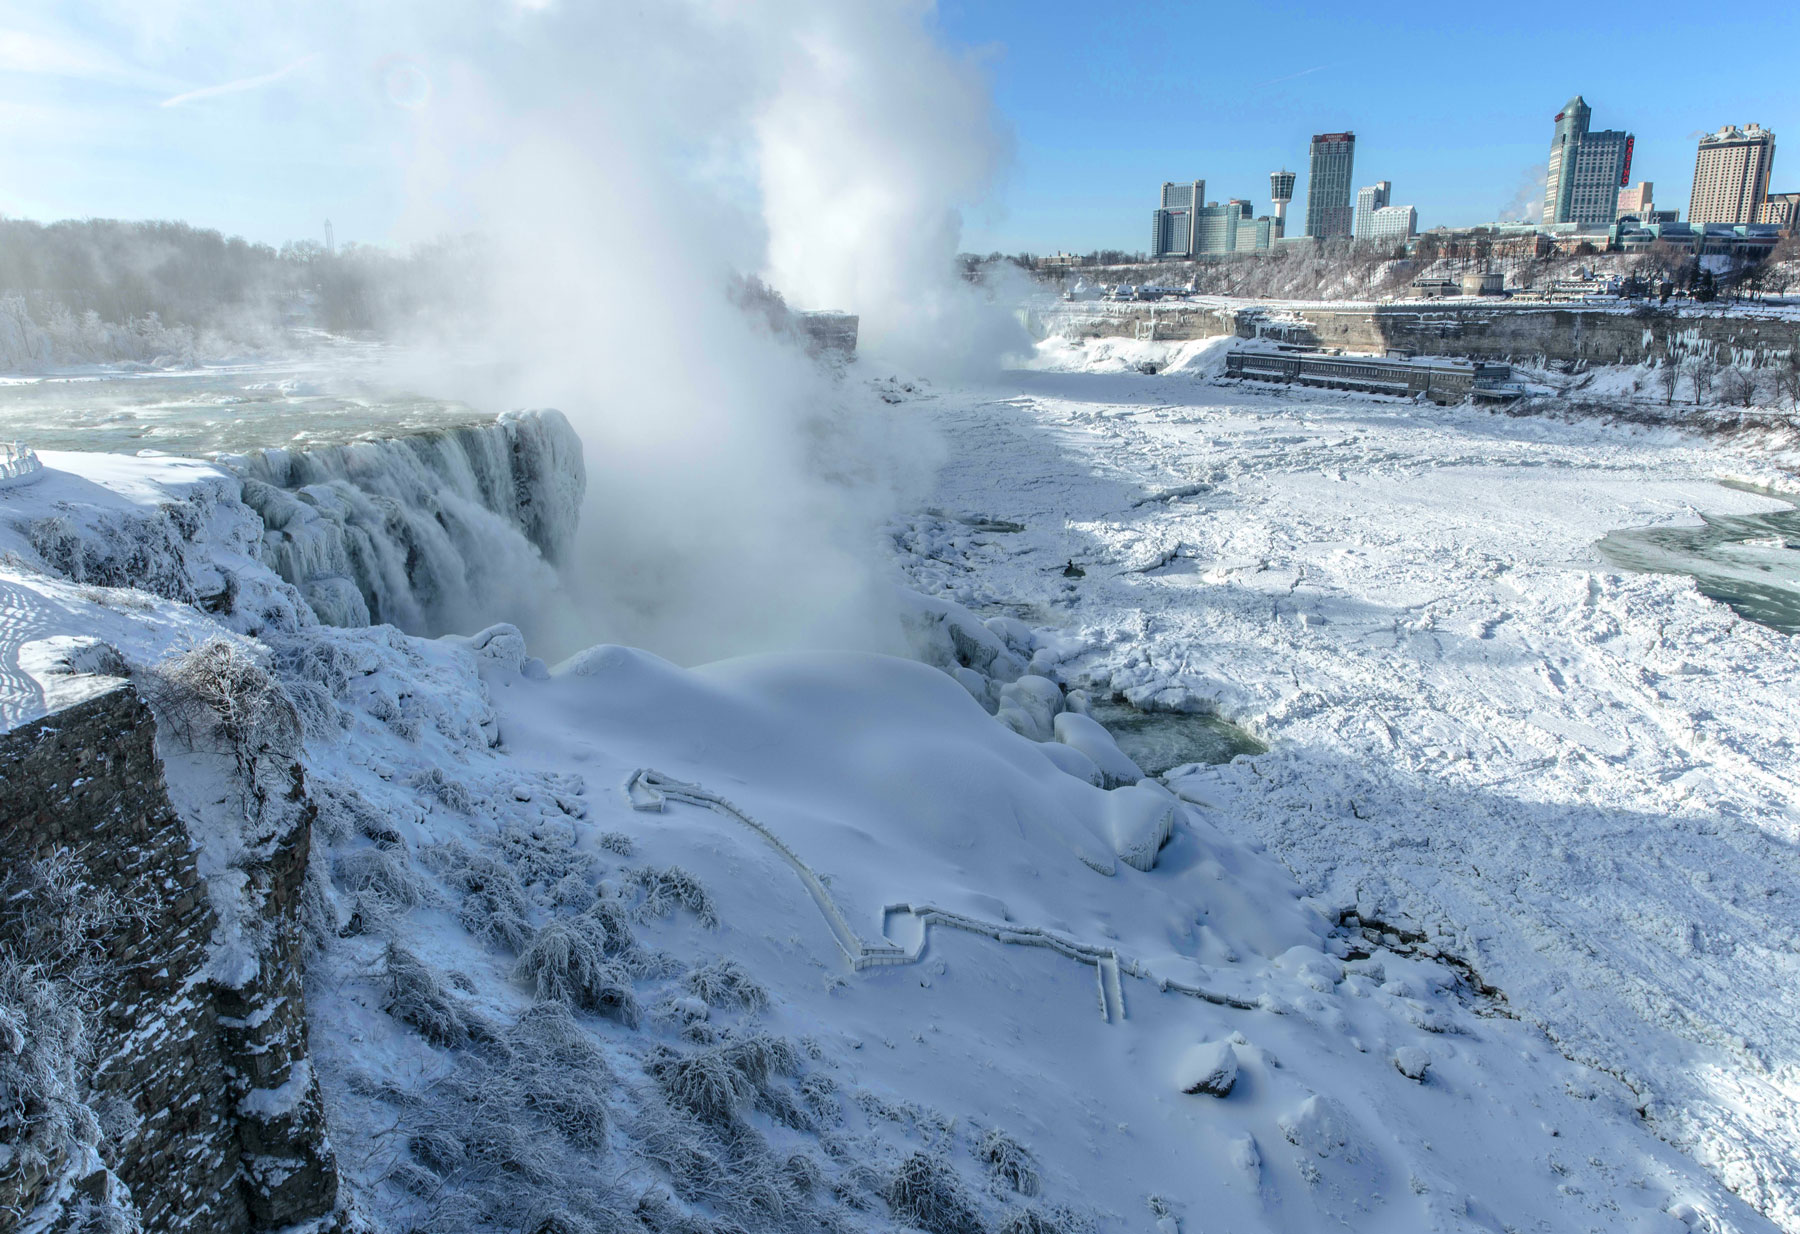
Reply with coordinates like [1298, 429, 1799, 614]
[226, 409, 585, 633]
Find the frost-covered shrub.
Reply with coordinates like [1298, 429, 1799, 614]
[267, 634, 358, 699]
[438, 853, 534, 953]
[512, 919, 641, 1028]
[624, 866, 718, 928]
[783, 1153, 824, 1197]
[886, 1152, 987, 1234]
[313, 777, 403, 847]
[598, 831, 636, 857]
[998, 1208, 1069, 1234]
[499, 1004, 613, 1151]
[141, 637, 301, 787]
[684, 958, 768, 1012]
[411, 766, 475, 813]
[977, 1127, 1041, 1196]
[384, 944, 491, 1048]
[300, 839, 341, 955]
[491, 821, 592, 889]
[366, 690, 421, 743]
[283, 679, 344, 742]
[798, 1072, 842, 1126]
[0, 955, 98, 1191]
[717, 1033, 800, 1087]
[29, 509, 196, 603]
[756, 1083, 816, 1134]
[335, 847, 431, 914]
[648, 1046, 757, 1126]
[0, 857, 143, 1217]
[399, 1004, 617, 1231]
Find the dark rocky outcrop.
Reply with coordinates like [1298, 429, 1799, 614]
[0, 685, 341, 1232]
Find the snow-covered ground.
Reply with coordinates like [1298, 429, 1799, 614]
[892, 335, 1800, 1229]
[4, 345, 1798, 1232]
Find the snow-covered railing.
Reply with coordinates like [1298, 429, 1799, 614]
[624, 766, 1273, 1025]
[0, 442, 43, 489]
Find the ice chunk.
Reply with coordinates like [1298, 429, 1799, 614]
[895, 587, 1026, 681]
[1104, 784, 1177, 872]
[1038, 740, 1103, 787]
[1053, 711, 1144, 788]
[448, 622, 529, 672]
[998, 674, 1064, 739]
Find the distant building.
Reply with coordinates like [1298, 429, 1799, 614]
[1234, 216, 1276, 253]
[1363, 204, 1418, 244]
[1304, 133, 1356, 238]
[1544, 96, 1634, 225]
[1151, 180, 1206, 259]
[1270, 169, 1297, 238]
[1689, 125, 1776, 225]
[1617, 181, 1654, 218]
[1759, 191, 1799, 230]
[1195, 199, 1254, 254]
[1611, 220, 1783, 263]
[1354, 181, 1391, 240]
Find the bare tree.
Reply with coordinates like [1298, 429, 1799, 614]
[1690, 353, 1717, 405]
[1774, 356, 1800, 413]
[1717, 367, 1760, 408]
[1657, 350, 1683, 405]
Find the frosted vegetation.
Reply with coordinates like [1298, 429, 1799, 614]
[0, 219, 488, 371]
[1023, 232, 1800, 302]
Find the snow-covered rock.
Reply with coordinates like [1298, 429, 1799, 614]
[1392, 1046, 1430, 1082]
[1175, 1040, 1239, 1097]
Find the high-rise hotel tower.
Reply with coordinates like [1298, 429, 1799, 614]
[1689, 125, 1776, 225]
[1543, 95, 1634, 225]
[1304, 133, 1356, 239]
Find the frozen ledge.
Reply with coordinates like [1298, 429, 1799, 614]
[624, 767, 1270, 1023]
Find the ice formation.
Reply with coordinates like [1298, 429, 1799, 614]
[227, 409, 584, 632]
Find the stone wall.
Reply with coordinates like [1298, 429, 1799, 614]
[1038, 300, 1800, 368]
[0, 685, 339, 1232]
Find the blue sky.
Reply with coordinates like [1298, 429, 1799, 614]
[1, 2, 1795, 255]
[935, 0, 1800, 254]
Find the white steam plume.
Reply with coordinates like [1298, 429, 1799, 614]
[88, 0, 1013, 663]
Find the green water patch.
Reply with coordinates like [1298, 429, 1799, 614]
[1085, 698, 1266, 775]
[1596, 498, 1800, 636]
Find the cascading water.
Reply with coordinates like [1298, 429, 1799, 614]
[225, 409, 585, 636]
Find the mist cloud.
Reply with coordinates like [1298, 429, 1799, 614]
[48, 1, 1015, 663]
[1499, 163, 1547, 223]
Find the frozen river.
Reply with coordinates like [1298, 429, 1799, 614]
[895, 337, 1800, 1229]
[0, 348, 488, 457]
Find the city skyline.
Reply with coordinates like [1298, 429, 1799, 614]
[935, 0, 1798, 256]
[0, 4, 1794, 257]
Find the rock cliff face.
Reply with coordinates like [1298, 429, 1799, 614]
[1038, 299, 1800, 368]
[0, 685, 339, 1232]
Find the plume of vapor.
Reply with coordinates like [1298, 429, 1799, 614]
[1499, 163, 1548, 223]
[54, 0, 1013, 663]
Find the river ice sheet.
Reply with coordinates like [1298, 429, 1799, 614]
[896, 338, 1800, 1228]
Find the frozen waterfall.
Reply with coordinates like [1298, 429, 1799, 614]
[226, 409, 585, 635]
